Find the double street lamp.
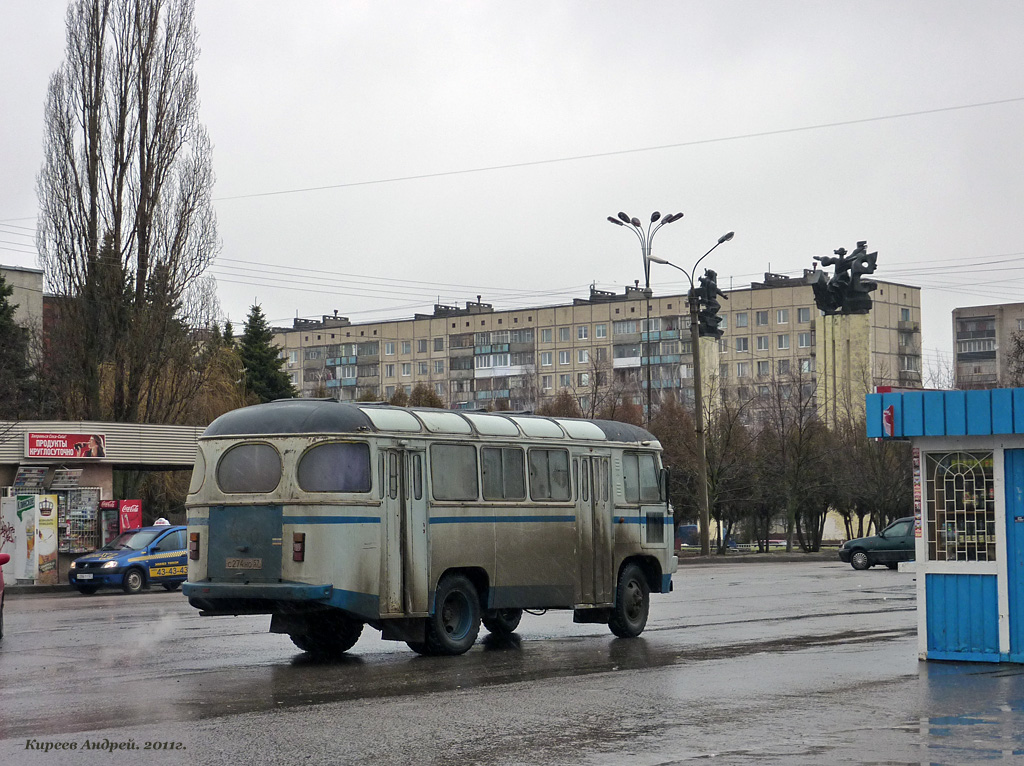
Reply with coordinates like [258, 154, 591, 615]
[648, 231, 735, 556]
[607, 211, 684, 424]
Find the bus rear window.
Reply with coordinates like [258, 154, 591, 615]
[298, 442, 371, 493]
[217, 443, 282, 493]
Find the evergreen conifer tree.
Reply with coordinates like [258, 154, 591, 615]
[0, 273, 35, 418]
[238, 304, 295, 403]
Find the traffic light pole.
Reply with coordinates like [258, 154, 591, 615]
[688, 288, 712, 557]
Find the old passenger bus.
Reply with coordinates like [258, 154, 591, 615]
[183, 399, 676, 656]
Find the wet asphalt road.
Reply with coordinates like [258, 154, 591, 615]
[1, 559, 1023, 765]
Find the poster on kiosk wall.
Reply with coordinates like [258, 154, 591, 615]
[0, 495, 58, 583]
[119, 500, 142, 532]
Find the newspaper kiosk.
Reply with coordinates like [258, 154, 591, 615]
[867, 387, 1024, 663]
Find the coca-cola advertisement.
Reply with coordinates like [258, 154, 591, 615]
[118, 500, 142, 532]
[26, 432, 106, 459]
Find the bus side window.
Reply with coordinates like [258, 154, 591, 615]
[389, 452, 399, 499]
[623, 453, 639, 503]
[581, 459, 589, 503]
[378, 453, 385, 500]
[430, 444, 479, 501]
[529, 449, 570, 501]
[412, 453, 423, 500]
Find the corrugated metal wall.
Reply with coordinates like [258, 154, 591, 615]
[925, 573, 1000, 661]
[0, 421, 204, 467]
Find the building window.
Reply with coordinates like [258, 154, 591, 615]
[559, 327, 571, 342]
[289, 350, 298, 364]
[385, 364, 395, 378]
[901, 308, 911, 322]
[435, 382, 445, 396]
[719, 364, 729, 379]
[798, 332, 813, 348]
[434, 337, 444, 351]
[577, 349, 589, 364]
[777, 359, 790, 375]
[541, 352, 553, 366]
[418, 362, 428, 375]
[925, 451, 995, 562]
[757, 361, 770, 377]
[596, 346, 608, 362]
[541, 375, 552, 390]
[899, 331, 912, 347]
[559, 374, 571, 388]
[777, 309, 789, 324]
[385, 385, 395, 398]
[777, 334, 790, 350]
[735, 312, 748, 328]
[578, 372, 590, 386]
[402, 341, 411, 355]
[613, 320, 641, 335]
[681, 364, 693, 379]
[541, 329, 553, 343]
[901, 355, 921, 372]
[800, 358, 814, 373]
[577, 326, 589, 340]
[736, 337, 749, 352]
[798, 307, 811, 323]
[559, 351, 570, 365]
[434, 360, 445, 374]
[737, 362, 750, 378]
[756, 336, 769, 351]
[401, 363, 411, 376]
[596, 324, 607, 339]
[385, 342, 395, 356]
[756, 311, 769, 326]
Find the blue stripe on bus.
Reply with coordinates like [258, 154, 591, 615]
[430, 515, 576, 524]
[285, 516, 381, 525]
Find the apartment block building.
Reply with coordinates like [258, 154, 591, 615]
[952, 302, 1024, 389]
[272, 273, 922, 415]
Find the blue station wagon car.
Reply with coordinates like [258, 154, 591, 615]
[69, 525, 188, 594]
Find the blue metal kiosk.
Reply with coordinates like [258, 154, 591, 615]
[867, 388, 1024, 663]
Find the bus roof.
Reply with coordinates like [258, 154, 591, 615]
[203, 399, 659, 446]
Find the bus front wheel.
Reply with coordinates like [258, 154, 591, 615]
[424, 574, 481, 656]
[609, 563, 650, 638]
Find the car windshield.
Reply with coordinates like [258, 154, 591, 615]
[100, 530, 162, 551]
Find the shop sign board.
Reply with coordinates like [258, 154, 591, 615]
[26, 432, 106, 459]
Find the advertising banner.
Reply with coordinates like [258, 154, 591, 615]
[26, 432, 106, 459]
[0, 495, 36, 581]
[119, 500, 143, 532]
[36, 495, 59, 585]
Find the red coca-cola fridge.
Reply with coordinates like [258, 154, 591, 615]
[99, 500, 119, 545]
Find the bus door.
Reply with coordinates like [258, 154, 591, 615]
[381, 447, 430, 616]
[578, 454, 613, 605]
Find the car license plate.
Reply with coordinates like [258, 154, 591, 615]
[77, 573, 94, 580]
[225, 557, 262, 570]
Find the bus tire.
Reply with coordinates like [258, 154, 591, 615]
[482, 608, 522, 637]
[609, 563, 650, 638]
[425, 574, 481, 656]
[290, 613, 363, 656]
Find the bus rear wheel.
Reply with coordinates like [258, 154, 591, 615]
[609, 563, 650, 638]
[289, 613, 363, 656]
[482, 608, 522, 637]
[424, 574, 481, 656]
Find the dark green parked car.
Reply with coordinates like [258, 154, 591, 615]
[838, 516, 915, 570]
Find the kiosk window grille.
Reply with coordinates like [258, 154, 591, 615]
[925, 451, 996, 561]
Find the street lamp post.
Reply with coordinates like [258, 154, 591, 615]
[648, 231, 734, 556]
[607, 211, 684, 425]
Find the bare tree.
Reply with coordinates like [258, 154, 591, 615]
[37, 0, 219, 424]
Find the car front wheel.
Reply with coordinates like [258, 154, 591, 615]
[850, 550, 871, 570]
[122, 568, 145, 594]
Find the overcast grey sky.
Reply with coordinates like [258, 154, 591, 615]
[2, 1, 1023, 379]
